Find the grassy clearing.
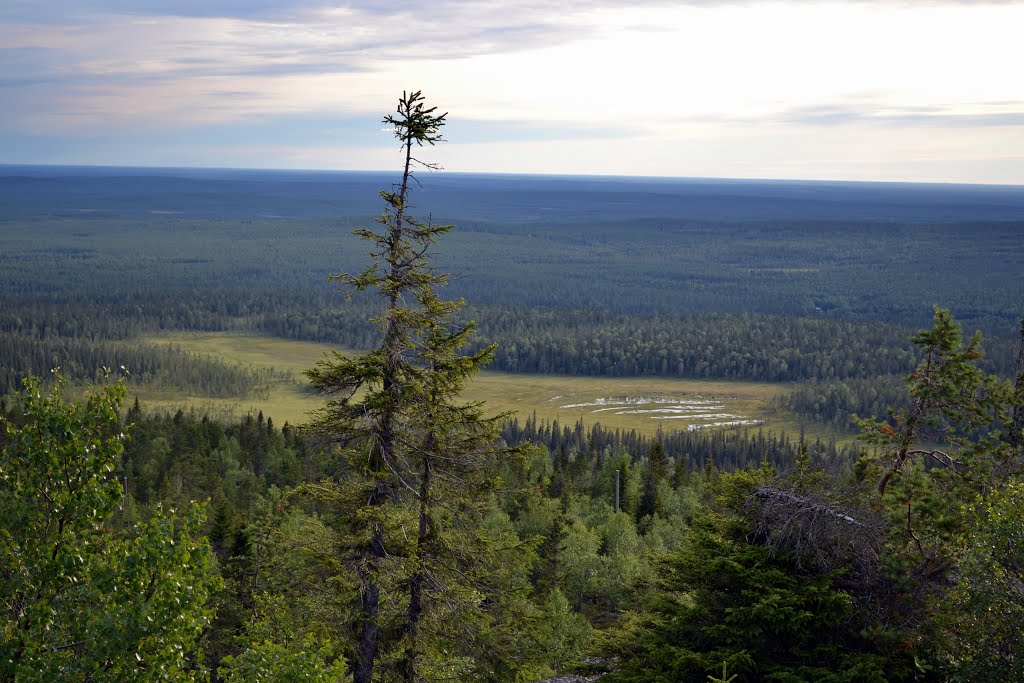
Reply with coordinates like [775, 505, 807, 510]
[137, 332, 797, 436]
[133, 333, 338, 425]
[467, 373, 786, 436]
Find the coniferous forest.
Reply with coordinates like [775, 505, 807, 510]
[2, 94, 1023, 682]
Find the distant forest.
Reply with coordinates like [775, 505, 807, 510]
[2, 167, 1021, 433]
[2, 166, 1023, 333]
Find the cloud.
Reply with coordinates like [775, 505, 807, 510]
[776, 100, 1024, 128]
[447, 118, 644, 144]
[0, 1, 612, 136]
[0, 47, 68, 87]
[0, 3, 593, 94]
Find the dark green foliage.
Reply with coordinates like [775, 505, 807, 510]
[502, 416, 848, 476]
[941, 481, 1024, 680]
[638, 440, 667, 520]
[777, 374, 908, 430]
[600, 470, 911, 683]
[3, 167, 1023, 335]
[858, 309, 1019, 573]
[121, 407, 309, 506]
[4, 307, 1020, 682]
[218, 595, 347, 683]
[268, 303, 1017, 382]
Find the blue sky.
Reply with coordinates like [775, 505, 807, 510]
[2, 0, 1022, 183]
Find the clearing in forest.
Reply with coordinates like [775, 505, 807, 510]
[137, 332, 792, 436]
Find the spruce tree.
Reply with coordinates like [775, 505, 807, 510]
[638, 440, 667, 521]
[599, 468, 912, 683]
[303, 91, 505, 683]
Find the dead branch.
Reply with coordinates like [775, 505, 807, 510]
[744, 484, 883, 578]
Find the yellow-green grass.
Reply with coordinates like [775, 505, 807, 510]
[137, 332, 798, 436]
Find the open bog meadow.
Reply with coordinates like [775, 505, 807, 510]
[137, 332, 791, 436]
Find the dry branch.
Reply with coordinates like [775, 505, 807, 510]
[744, 484, 883, 578]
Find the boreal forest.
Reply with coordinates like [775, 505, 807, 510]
[2, 93, 1023, 683]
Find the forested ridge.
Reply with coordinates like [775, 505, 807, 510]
[0, 382, 848, 680]
[4, 292, 1017, 430]
[2, 95, 1023, 682]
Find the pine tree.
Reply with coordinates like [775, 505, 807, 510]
[303, 91, 508, 683]
[857, 309, 1024, 675]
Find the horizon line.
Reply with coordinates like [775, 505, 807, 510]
[2, 162, 1022, 190]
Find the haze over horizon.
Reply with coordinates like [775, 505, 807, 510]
[3, 1, 1023, 186]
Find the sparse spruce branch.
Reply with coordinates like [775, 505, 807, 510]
[876, 367, 930, 495]
[902, 492, 931, 565]
[307, 91, 454, 683]
[860, 308, 995, 494]
[707, 661, 737, 683]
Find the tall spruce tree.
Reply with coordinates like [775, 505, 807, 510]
[304, 91, 505, 683]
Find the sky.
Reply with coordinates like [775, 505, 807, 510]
[2, 0, 1023, 184]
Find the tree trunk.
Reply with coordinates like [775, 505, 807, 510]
[403, 445, 433, 683]
[354, 520, 386, 683]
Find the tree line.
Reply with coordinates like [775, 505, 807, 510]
[502, 413, 854, 476]
[0, 331, 288, 397]
[773, 374, 909, 429]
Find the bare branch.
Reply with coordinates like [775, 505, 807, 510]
[744, 484, 883, 577]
